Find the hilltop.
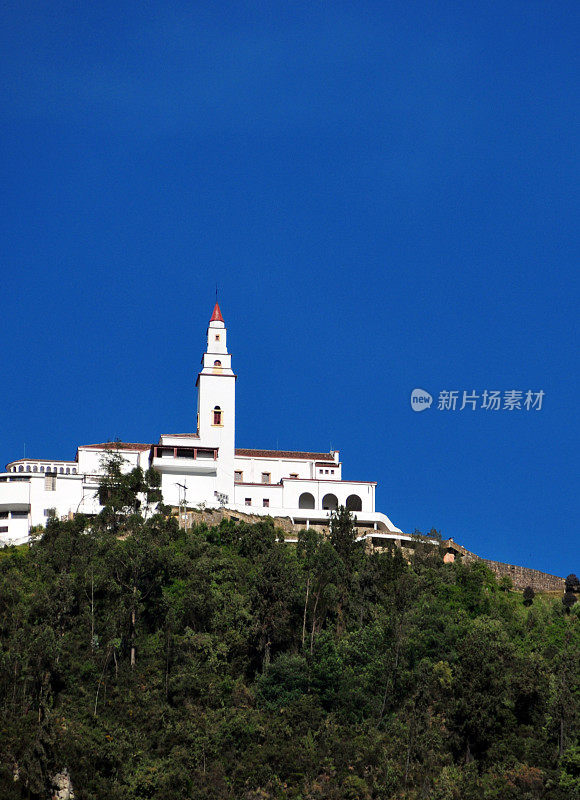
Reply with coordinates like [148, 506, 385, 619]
[0, 499, 578, 799]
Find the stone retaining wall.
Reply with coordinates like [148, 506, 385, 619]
[175, 510, 565, 594]
[482, 559, 565, 592]
[442, 540, 565, 593]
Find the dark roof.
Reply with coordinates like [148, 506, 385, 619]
[80, 442, 152, 452]
[7, 458, 76, 464]
[235, 448, 335, 461]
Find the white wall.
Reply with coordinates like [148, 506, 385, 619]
[232, 456, 342, 485]
[281, 479, 374, 513]
[28, 473, 85, 527]
[233, 482, 283, 509]
[161, 471, 219, 509]
[77, 447, 143, 475]
[0, 446, 158, 544]
[0, 472, 86, 544]
[196, 317, 236, 505]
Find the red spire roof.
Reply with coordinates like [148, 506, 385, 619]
[210, 302, 224, 323]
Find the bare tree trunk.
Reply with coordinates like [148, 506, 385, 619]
[464, 739, 474, 764]
[404, 714, 414, 785]
[262, 634, 271, 672]
[90, 569, 95, 649]
[165, 626, 172, 699]
[130, 585, 137, 668]
[379, 619, 403, 721]
[302, 575, 310, 649]
[94, 647, 111, 717]
[12, 659, 18, 710]
[310, 590, 321, 654]
[336, 598, 344, 636]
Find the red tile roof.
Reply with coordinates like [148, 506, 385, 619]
[235, 448, 335, 461]
[80, 442, 152, 452]
[7, 458, 76, 464]
[210, 302, 224, 323]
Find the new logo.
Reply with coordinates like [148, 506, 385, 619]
[411, 388, 433, 412]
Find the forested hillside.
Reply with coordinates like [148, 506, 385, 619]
[0, 477, 578, 799]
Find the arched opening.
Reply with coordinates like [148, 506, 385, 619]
[18, 465, 23, 472]
[72, 468, 77, 474]
[40, 466, 44, 472]
[213, 406, 222, 425]
[346, 494, 362, 512]
[322, 493, 338, 510]
[59, 467, 64, 474]
[65, 468, 70, 474]
[213, 360, 222, 366]
[33, 466, 38, 472]
[299, 492, 315, 509]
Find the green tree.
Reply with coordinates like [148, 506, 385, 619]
[329, 505, 360, 567]
[97, 444, 162, 528]
[1, 511, 579, 799]
[307, 539, 342, 653]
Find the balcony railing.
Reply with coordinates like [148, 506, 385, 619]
[151, 446, 219, 475]
[151, 446, 218, 461]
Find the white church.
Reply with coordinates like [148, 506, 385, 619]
[0, 304, 403, 546]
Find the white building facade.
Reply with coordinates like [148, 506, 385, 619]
[0, 304, 402, 545]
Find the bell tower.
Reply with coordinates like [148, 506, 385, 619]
[196, 302, 236, 502]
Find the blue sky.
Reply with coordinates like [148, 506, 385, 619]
[1, 1, 578, 577]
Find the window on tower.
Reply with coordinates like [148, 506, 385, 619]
[214, 360, 222, 366]
[213, 406, 222, 425]
[234, 471, 243, 482]
[261, 472, 271, 484]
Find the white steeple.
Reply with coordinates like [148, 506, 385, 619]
[199, 302, 234, 376]
[195, 302, 236, 503]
